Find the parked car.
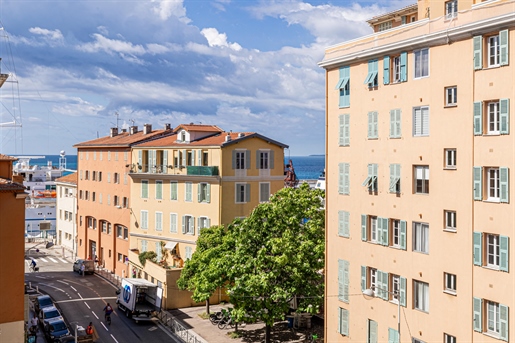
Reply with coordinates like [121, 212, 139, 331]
[34, 294, 54, 315]
[39, 306, 63, 326]
[43, 319, 70, 342]
[73, 259, 95, 275]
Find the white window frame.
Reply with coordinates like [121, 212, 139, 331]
[487, 101, 500, 135]
[414, 48, 429, 79]
[198, 182, 209, 203]
[413, 106, 429, 136]
[413, 280, 429, 312]
[141, 239, 147, 252]
[369, 268, 377, 290]
[390, 274, 400, 303]
[444, 272, 456, 294]
[378, 21, 392, 32]
[391, 219, 401, 248]
[445, 86, 457, 106]
[370, 216, 378, 243]
[444, 334, 456, 343]
[444, 149, 457, 169]
[170, 213, 177, 233]
[487, 167, 500, 201]
[184, 215, 194, 235]
[392, 55, 401, 83]
[445, 0, 458, 20]
[258, 151, 270, 169]
[413, 222, 429, 254]
[487, 300, 501, 335]
[488, 34, 500, 67]
[235, 151, 246, 170]
[444, 210, 457, 232]
[414, 166, 430, 194]
[198, 216, 209, 233]
[486, 233, 500, 269]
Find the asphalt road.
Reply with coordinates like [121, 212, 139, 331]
[25, 257, 179, 343]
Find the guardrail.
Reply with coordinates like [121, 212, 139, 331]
[94, 268, 122, 288]
[156, 311, 206, 343]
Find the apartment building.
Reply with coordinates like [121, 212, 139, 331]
[73, 124, 173, 277]
[55, 172, 78, 260]
[0, 154, 27, 342]
[320, 1, 515, 342]
[128, 124, 288, 309]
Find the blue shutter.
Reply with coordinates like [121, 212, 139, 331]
[399, 276, 406, 307]
[500, 167, 509, 203]
[473, 297, 482, 332]
[473, 232, 482, 266]
[499, 29, 509, 66]
[361, 266, 366, 291]
[270, 150, 274, 169]
[361, 214, 367, 241]
[400, 52, 407, 82]
[376, 270, 383, 299]
[473, 35, 483, 70]
[388, 328, 399, 343]
[473, 166, 483, 200]
[335, 66, 349, 89]
[500, 99, 510, 135]
[383, 56, 390, 85]
[500, 303, 509, 341]
[245, 150, 250, 169]
[500, 235, 509, 272]
[473, 101, 483, 135]
[400, 220, 407, 250]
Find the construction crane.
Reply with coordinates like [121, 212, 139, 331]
[284, 159, 299, 188]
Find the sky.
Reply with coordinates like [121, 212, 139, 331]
[0, 0, 413, 157]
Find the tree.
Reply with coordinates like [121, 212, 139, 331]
[227, 183, 325, 343]
[177, 224, 235, 314]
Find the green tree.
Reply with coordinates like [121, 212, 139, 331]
[227, 183, 325, 343]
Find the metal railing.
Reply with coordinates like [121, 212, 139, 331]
[156, 311, 206, 343]
[94, 268, 122, 288]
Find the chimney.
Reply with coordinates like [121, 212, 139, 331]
[130, 126, 138, 135]
[143, 123, 152, 135]
[121, 128, 127, 133]
[164, 123, 171, 131]
[238, 133, 245, 138]
[225, 133, 232, 142]
[110, 127, 118, 137]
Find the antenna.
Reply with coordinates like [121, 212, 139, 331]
[129, 119, 135, 126]
[115, 111, 120, 130]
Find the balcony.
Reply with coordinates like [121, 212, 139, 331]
[186, 166, 219, 176]
[128, 164, 219, 176]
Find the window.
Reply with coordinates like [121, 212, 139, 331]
[362, 164, 378, 192]
[182, 215, 195, 235]
[413, 280, 429, 312]
[85, 171, 89, 180]
[389, 219, 407, 249]
[414, 48, 429, 78]
[170, 213, 177, 233]
[367, 319, 378, 343]
[337, 307, 349, 336]
[102, 221, 107, 233]
[364, 60, 378, 87]
[117, 225, 123, 238]
[474, 166, 509, 202]
[383, 53, 407, 85]
[123, 227, 128, 239]
[123, 197, 128, 208]
[445, 149, 457, 169]
[445, 0, 458, 19]
[92, 171, 96, 181]
[98, 172, 102, 182]
[235, 183, 250, 203]
[339, 114, 350, 146]
[445, 86, 457, 106]
[107, 194, 110, 205]
[259, 182, 270, 202]
[487, 233, 503, 269]
[361, 215, 391, 246]
[85, 191, 89, 200]
[369, 217, 378, 243]
[92, 192, 96, 202]
[389, 164, 401, 193]
[473, 30, 509, 70]
[107, 173, 111, 183]
[444, 210, 457, 231]
[389, 109, 401, 138]
[141, 180, 149, 198]
[413, 106, 429, 136]
[140, 211, 148, 230]
[141, 239, 147, 252]
[444, 334, 456, 343]
[487, 101, 500, 134]
[414, 166, 429, 194]
[338, 163, 350, 195]
[335, 66, 350, 108]
[198, 217, 210, 233]
[487, 167, 500, 201]
[378, 21, 392, 32]
[198, 183, 210, 203]
[107, 223, 111, 234]
[187, 151, 193, 166]
[367, 111, 378, 139]
[390, 274, 401, 303]
[170, 181, 178, 200]
[155, 212, 163, 231]
[474, 297, 509, 339]
[202, 152, 208, 166]
[338, 211, 350, 238]
[444, 273, 456, 294]
[413, 222, 429, 253]
[118, 253, 123, 262]
[155, 181, 163, 200]
[257, 151, 270, 169]
[114, 195, 119, 207]
[338, 259, 350, 303]
[474, 232, 509, 271]
[233, 150, 247, 169]
[185, 182, 192, 202]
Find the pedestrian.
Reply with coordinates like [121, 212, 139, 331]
[86, 322, 93, 335]
[80, 262, 85, 276]
[29, 314, 38, 333]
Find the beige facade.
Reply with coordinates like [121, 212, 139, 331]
[128, 124, 288, 309]
[321, 1, 515, 342]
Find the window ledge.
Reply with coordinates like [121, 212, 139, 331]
[444, 104, 457, 108]
[483, 265, 501, 271]
[444, 166, 457, 170]
[389, 245, 402, 250]
[485, 133, 500, 136]
[443, 290, 457, 296]
[485, 198, 500, 203]
[414, 308, 429, 314]
[483, 332, 501, 340]
[414, 75, 429, 80]
[443, 228, 457, 233]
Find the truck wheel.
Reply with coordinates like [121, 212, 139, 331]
[126, 310, 132, 319]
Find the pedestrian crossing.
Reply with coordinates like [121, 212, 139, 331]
[26, 256, 69, 264]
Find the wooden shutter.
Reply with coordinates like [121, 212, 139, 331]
[245, 184, 251, 203]
[377, 217, 383, 245]
[473, 166, 483, 200]
[376, 270, 383, 299]
[382, 218, 389, 246]
[395, 109, 401, 137]
[245, 150, 250, 169]
[473, 232, 482, 266]
[206, 184, 211, 203]
[338, 163, 344, 194]
[368, 320, 378, 343]
[473, 297, 482, 332]
[500, 99, 510, 135]
[361, 214, 367, 241]
[338, 211, 345, 237]
[197, 149, 202, 166]
[368, 112, 374, 138]
[232, 150, 237, 169]
[182, 149, 186, 166]
[383, 56, 390, 85]
[500, 167, 509, 203]
[181, 216, 186, 234]
[190, 216, 195, 235]
[473, 101, 483, 135]
[390, 110, 396, 138]
[473, 35, 483, 70]
[192, 150, 196, 166]
[389, 164, 395, 192]
[500, 235, 509, 272]
[343, 114, 350, 146]
[339, 115, 345, 146]
[343, 260, 349, 303]
[138, 150, 142, 167]
[382, 271, 389, 300]
[400, 220, 407, 250]
[499, 29, 509, 66]
[422, 107, 429, 135]
[388, 328, 399, 343]
[338, 260, 344, 301]
[361, 266, 366, 291]
[399, 276, 406, 307]
[163, 151, 168, 171]
[373, 112, 378, 138]
[343, 211, 350, 238]
[343, 163, 350, 195]
[500, 303, 509, 341]
[197, 183, 201, 202]
[400, 52, 407, 81]
[340, 308, 349, 336]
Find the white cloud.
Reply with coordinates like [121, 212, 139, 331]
[28, 27, 64, 46]
[76, 33, 146, 55]
[200, 28, 242, 51]
[151, 0, 190, 23]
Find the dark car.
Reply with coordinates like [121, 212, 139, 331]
[73, 259, 95, 275]
[39, 306, 63, 326]
[43, 319, 70, 342]
[34, 295, 54, 315]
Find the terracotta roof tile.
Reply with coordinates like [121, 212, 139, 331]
[0, 154, 18, 161]
[56, 172, 78, 185]
[173, 124, 224, 133]
[73, 129, 171, 148]
[0, 177, 26, 191]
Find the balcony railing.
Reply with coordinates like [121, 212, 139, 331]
[186, 166, 218, 176]
[128, 164, 219, 176]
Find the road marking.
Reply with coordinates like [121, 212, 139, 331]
[110, 334, 119, 343]
[39, 258, 48, 262]
[70, 286, 77, 291]
[84, 302, 90, 309]
[48, 257, 58, 263]
[39, 283, 66, 292]
[148, 326, 157, 331]
[92, 311, 99, 319]
[101, 322, 109, 331]
[57, 280, 69, 285]
[78, 293, 83, 299]
[55, 297, 117, 304]
[59, 258, 68, 263]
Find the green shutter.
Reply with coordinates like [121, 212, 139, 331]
[500, 99, 510, 135]
[400, 52, 407, 81]
[361, 214, 367, 241]
[383, 56, 390, 85]
[368, 320, 378, 343]
[182, 149, 187, 166]
[388, 328, 399, 343]
[337, 307, 341, 334]
[500, 235, 509, 272]
[256, 150, 260, 169]
[473, 35, 483, 70]
[382, 271, 389, 300]
[197, 149, 202, 166]
[389, 164, 395, 192]
[206, 184, 211, 203]
[382, 218, 389, 246]
[500, 303, 509, 341]
[343, 163, 350, 195]
[270, 150, 274, 169]
[340, 308, 349, 336]
[473, 101, 483, 135]
[343, 211, 350, 238]
[163, 151, 168, 171]
[192, 150, 196, 166]
[473, 232, 482, 266]
[190, 216, 195, 235]
[368, 112, 373, 138]
[395, 109, 401, 137]
[473, 166, 483, 200]
[181, 215, 186, 234]
[338, 260, 344, 301]
[138, 150, 142, 167]
[245, 184, 251, 202]
[361, 266, 366, 291]
[343, 114, 350, 146]
[338, 163, 344, 194]
[399, 276, 406, 307]
[390, 110, 396, 138]
[500, 167, 509, 203]
[473, 297, 482, 332]
[343, 260, 349, 303]
[338, 211, 345, 237]
[400, 220, 407, 250]
[339, 115, 345, 146]
[377, 217, 383, 245]
[499, 29, 509, 66]
[197, 184, 201, 202]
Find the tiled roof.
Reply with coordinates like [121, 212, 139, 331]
[56, 172, 78, 185]
[173, 124, 224, 133]
[74, 129, 172, 147]
[0, 154, 18, 161]
[0, 178, 25, 191]
[367, 3, 418, 23]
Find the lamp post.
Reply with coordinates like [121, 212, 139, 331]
[363, 286, 401, 342]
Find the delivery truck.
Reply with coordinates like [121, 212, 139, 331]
[115, 278, 163, 323]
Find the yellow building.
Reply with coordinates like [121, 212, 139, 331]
[128, 124, 288, 309]
[320, 1, 515, 342]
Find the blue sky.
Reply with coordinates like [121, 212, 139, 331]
[0, 0, 412, 156]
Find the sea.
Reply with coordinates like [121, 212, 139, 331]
[23, 154, 325, 180]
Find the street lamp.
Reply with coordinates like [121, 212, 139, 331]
[363, 286, 401, 342]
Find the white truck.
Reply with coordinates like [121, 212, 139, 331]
[115, 278, 163, 323]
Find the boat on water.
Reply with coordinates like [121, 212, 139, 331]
[13, 151, 69, 239]
[314, 169, 325, 191]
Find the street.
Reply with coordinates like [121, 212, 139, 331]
[25, 252, 179, 343]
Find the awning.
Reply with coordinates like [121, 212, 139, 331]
[164, 241, 178, 250]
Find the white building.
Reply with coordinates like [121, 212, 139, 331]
[55, 172, 78, 260]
